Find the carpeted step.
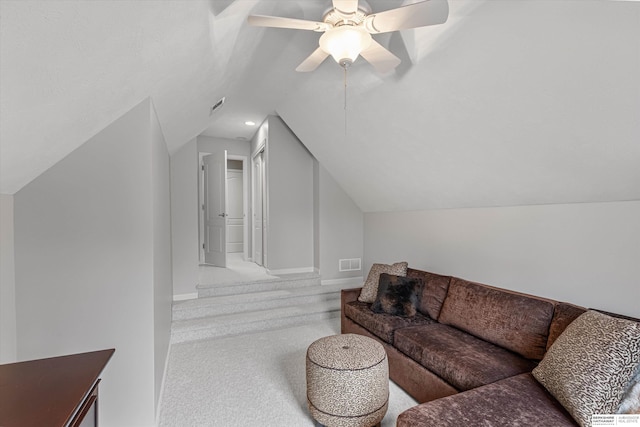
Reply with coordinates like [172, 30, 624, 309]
[173, 283, 347, 321]
[196, 272, 321, 298]
[172, 271, 362, 344]
[170, 299, 341, 344]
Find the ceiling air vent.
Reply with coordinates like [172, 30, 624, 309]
[210, 97, 226, 115]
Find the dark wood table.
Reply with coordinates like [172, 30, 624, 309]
[0, 348, 115, 427]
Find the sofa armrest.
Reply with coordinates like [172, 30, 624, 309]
[341, 287, 361, 304]
[341, 287, 362, 333]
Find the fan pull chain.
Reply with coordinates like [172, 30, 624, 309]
[344, 66, 348, 137]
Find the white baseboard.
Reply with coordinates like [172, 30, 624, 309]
[321, 276, 364, 287]
[266, 267, 316, 275]
[173, 292, 198, 302]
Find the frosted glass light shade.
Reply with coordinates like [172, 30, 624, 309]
[319, 26, 372, 66]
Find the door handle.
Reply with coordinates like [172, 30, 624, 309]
[218, 213, 228, 217]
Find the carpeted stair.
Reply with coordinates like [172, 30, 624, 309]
[171, 273, 357, 344]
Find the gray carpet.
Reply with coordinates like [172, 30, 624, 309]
[158, 317, 418, 426]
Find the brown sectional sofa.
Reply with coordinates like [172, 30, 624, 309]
[340, 267, 639, 426]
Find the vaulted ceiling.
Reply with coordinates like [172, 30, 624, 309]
[2, 0, 639, 211]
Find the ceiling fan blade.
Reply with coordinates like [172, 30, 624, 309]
[296, 48, 330, 72]
[364, 0, 449, 34]
[333, 0, 359, 15]
[360, 40, 401, 74]
[248, 15, 330, 32]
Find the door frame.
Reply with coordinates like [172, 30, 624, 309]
[251, 141, 268, 267]
[198, 152, 206, 264]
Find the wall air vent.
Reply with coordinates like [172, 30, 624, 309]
[210, 97, 226, 115]
[339, 258, 362, 272]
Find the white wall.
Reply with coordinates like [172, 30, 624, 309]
[318, 165, 364, 283]
[198, 135, 250, 158]
[248, 116, 363, 279]
[313, 162, 320, 273]
[170, 138, 199, 298]
[14, 99, 171, 426]
[0, 193, 16, 363]
[151, 103, 172, 413]
[266, 116, 315, 273]
[364, 200, 640, 318]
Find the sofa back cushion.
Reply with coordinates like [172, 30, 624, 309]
[438, 278, 555, 360]
[547, 302, 587, 351]
[406, 268, 451, 320]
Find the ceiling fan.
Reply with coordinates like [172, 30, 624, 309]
[248, 0, 449, 74]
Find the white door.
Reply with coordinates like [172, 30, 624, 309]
[252, 151, 264, 266]
[203, 151, 227, 267]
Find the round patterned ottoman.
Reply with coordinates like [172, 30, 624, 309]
[306, 334, 389, 427]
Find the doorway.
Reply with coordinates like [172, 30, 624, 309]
[199, 152, 249, 267]
[226, 156, 248, 259]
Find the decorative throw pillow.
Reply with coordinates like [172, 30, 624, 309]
[371, 273, 420, 317]
[532, 310, 640, 427]
[358, 262, 408, 303]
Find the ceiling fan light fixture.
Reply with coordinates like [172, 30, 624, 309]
[319, 26, 372, 68]
[247, 0, 449, 73]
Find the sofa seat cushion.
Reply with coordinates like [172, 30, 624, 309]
[397, 373, 578, 427]
[394, 323, 537, 391]
[344, 301, 434, 343]
[438, 278, 555, 360]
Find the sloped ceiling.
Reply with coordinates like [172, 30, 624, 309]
[2, 1, 639, 212]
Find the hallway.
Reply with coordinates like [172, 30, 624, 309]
[198, 253, 273, 286]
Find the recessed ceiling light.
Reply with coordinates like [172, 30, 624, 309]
[245, 121, 256, 126]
